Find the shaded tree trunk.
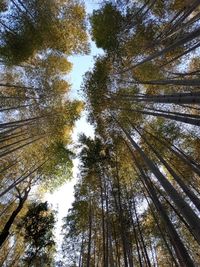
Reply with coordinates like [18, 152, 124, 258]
[0, 188, 30, 248]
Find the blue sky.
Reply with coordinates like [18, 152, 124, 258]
[45, 0, 103, 254]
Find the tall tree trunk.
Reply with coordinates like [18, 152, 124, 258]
[0, 115, 44, 129]
[111, 217, 121, 267]
[121, 26, 200, 72]
[0, 136, 44, 159]
[86, 202, 92, 267]
[120, 91, 200, 104]
[135, 127, 200, 212]
[115, 119, 200, 244]
[132, 155, 195, 267]
[161, 41, 200, 67]
[126, 193, 143, 267]
[0, 130, 29, 144]
[114, 159, 129, 267]
[98, 172, 106, 267]
[142, 127, 200, 176]
[141, 185, 179, 267]
[0, 134, 44, 152]
[0, 160, 18, 175]
[0, 104, 34, 113]
[121, 78, 200, 87]
[78, 234, 84, 267]
[132, 197, 152, 267]
[116, 107, 200, 126]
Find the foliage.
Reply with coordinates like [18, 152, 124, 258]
[19, 201, 56, 266]
[0, 0, 89, 64]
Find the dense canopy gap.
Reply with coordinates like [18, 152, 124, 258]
[0, 0, 200, 266]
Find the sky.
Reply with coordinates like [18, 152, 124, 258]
[44, 0, 103, 254]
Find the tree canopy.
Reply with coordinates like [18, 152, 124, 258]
[1, 0, 200, 266]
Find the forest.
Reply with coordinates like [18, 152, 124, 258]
[0, 0, 200, 266]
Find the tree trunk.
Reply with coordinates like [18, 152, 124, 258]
[122, 26, 200, 72]
[121, 91, 200, 104]
[132, 197, 152, 267]
[142, 127, 200, 176]
[0, 188, 30, 248]
[141, 185, 179, 267]
[116, 119, 200, 244]
[86, 202, 92, 267]
[121, 78, 200, 87]
[116, 107, 200, 126]
[0, 136, 44, 159]
[0, 161, 47, 197]
[132, 155, 195, 267]
[135, 127, 200, 212]
[126, 194, 143, 267]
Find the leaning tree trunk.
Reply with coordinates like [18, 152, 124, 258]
[117, 107, 200, 126]
[0, 161, 47, 198]
[132, 197, 152, 267]
[131, 153, 195, 267]
[115, 118, 200, 244]
[140, 185, 179, 267]
[0, 188, 30, 248]
[141, 126, 200, 176]
[135, 127, 200, 212]
[121, 26, 200, 72]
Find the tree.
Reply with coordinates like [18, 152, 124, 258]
[74, 1, 200, 265]
[90, 3, 123, 52]
[18, 201, 56, 267]
[0, 0, 89, 64]
[0, 184, 31, 248]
